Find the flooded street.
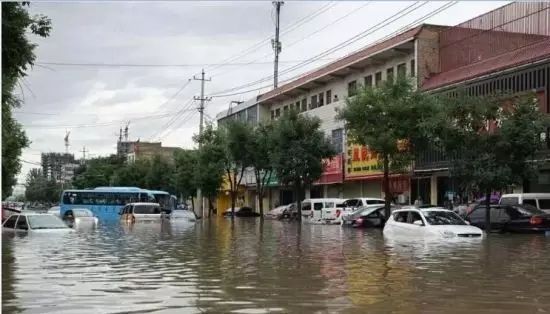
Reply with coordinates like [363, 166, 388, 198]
[3, 219, 550, 314]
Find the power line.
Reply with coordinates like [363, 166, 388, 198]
[21, 111, 196, 129]
[34, 58, 339, 69]
[210, 2, 371, 80]
[147, 98, 197, 141]
[209, 1, 457, 97]
[208, 1, 427, 96]
[205, 2, 337, 74]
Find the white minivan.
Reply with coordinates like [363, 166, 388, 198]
[300, 198, 346, 222]
[119, 202, 162, 222]
[499, 193, 550, 213]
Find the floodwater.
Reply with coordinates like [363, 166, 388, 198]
[3, 219, 550, 314]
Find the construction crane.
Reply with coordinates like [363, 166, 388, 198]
[124, 121, 130, 142]
[64, 131, 70, 154]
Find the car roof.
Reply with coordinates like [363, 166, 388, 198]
[10, 213, 57, 217]
[392, 207, 450, 213]
[128, 202, 160, 206]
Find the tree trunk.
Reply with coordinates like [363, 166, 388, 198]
[295, 184, 302, 222]
[383, 154, 392, 220]
[484, 190, 492, 234]
[230, 191, 237, 221]
[256, 182, 264, 217]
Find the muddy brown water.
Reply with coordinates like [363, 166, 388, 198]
[3, 218, 550, 314]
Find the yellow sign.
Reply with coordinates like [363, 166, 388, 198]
[345, 144, 382, 178]
[345, 137, 410, 179]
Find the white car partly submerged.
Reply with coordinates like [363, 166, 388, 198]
[383, 207, 483, 239]
[2, 213, 74, 233]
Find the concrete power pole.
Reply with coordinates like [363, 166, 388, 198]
[193, 69, 211, 218]
[272, 1, 284, 89]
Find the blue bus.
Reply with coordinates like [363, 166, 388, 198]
[60, 187, 160, 220]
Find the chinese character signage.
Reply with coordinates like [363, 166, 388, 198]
[315, 154, 343, 185]
[345, 143, 382, 179]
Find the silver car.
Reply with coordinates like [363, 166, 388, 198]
[3, 213, 74, 233]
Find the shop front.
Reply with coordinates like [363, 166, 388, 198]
[344, 143, 411, 201]
[314, 154, 344, 198]
[216, 173, 247, 216]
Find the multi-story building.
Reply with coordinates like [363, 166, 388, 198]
[60, 163, 79, 186]
[125, 141, 182, 163]
[414, 2, 550, 205]
[216, 2, 550, 208]
[41, 152, 77, 182]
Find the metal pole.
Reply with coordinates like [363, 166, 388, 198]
[272, 1, 283, 89]
[193, 69, 211, 218]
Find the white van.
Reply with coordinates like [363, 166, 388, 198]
[300, 198, 346, 222]
[120, 202, 162, 222]
[499, 193, 550, 213]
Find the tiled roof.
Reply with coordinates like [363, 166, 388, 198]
[421, 38, 550, 91]
[257, 25, 426, 102]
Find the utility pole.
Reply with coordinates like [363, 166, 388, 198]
[80, 146, 88, 161]
[272, 1, 284, 89]
[193, 69, 211, 218]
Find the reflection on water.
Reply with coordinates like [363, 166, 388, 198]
[3, 219, 550, 313]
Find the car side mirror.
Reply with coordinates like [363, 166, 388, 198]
[464, 220, 470, 225]
[413, 220, 424, 226]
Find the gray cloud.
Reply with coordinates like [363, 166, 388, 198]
[16, 1, 511, 187]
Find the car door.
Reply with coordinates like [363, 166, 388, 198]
[301, 201, 312, 218]
[363, 207, 384, 227]
[312, 202, 323, 220]
[467, 206, 487, 229]
[388, 211, 410, 235]
[2, 215, 19, 232]
[15, 215, 29, 232]
[491, 206, 510, 231]
[406, 210, 427, 237]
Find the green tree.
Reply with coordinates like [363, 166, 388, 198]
[173, 149, 199, 204]
[72, 155, 124, 189]
[336, 76, 440, 218]
[25, 168, 47, 202]
[145, 155, 175, 193]
[196, 122, 250, 217]
[271, 110, 335, 220]
[431, 91, 549, 233]
[248, 122, 276, 216]
[2, 3, 51, 199]
[110, 158, 150, 188]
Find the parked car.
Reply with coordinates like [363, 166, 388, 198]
[2, 213, 74, 233]
[383, 207, 483, 239]
[340, 198, 386, 212]
[223, 206, 260, 218]
[341, 205, 395, 228]
[162, 209, 197, 222]
[119, 202, 162, 222]
[265, 205, 290, 220]
[465, 204, 550, 233]
[499, 193, 550, 213]
[62, 208, 98, 228]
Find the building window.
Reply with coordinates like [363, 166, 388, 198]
[375, 72, 382, 87]
[275, 108, 281, 118]
[386, 67, 394, 81]
[410, 59, 416, 77]
[318, 92, 324, 107]
[295, 101, 300, 111]
[364, 75, 373, 87]
[397, 63, 406, 77]
[326, 90, 332, 105]
[331, 128, 344, 153]
[301, 99, 307, 112]
[310, 95, 318, 109]
[348, 80, 357, 97]
[283, 105, 289, 114]
[271, 110, 275, 120]
[246, 105, 257, 123]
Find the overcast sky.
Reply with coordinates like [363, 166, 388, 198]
[13, 0, 510, 191]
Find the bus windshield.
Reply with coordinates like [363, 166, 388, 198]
[153, 193, 171, 210]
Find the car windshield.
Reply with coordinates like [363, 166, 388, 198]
[73, 209, 93, 217]
[27, 215, 69, 229]
[422, 211, 467, 226]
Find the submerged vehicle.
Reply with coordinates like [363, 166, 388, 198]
[60, 187, 157, 220]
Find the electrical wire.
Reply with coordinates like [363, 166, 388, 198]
[147, 98, 198, 141]
[21, 111, 192, 129]
[210, 2, 371, 80]
[205, 2, 337, 74]
[158, 110, 198, 141]
[209, 1, 458, 97]
[34, 58, 339, 69]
